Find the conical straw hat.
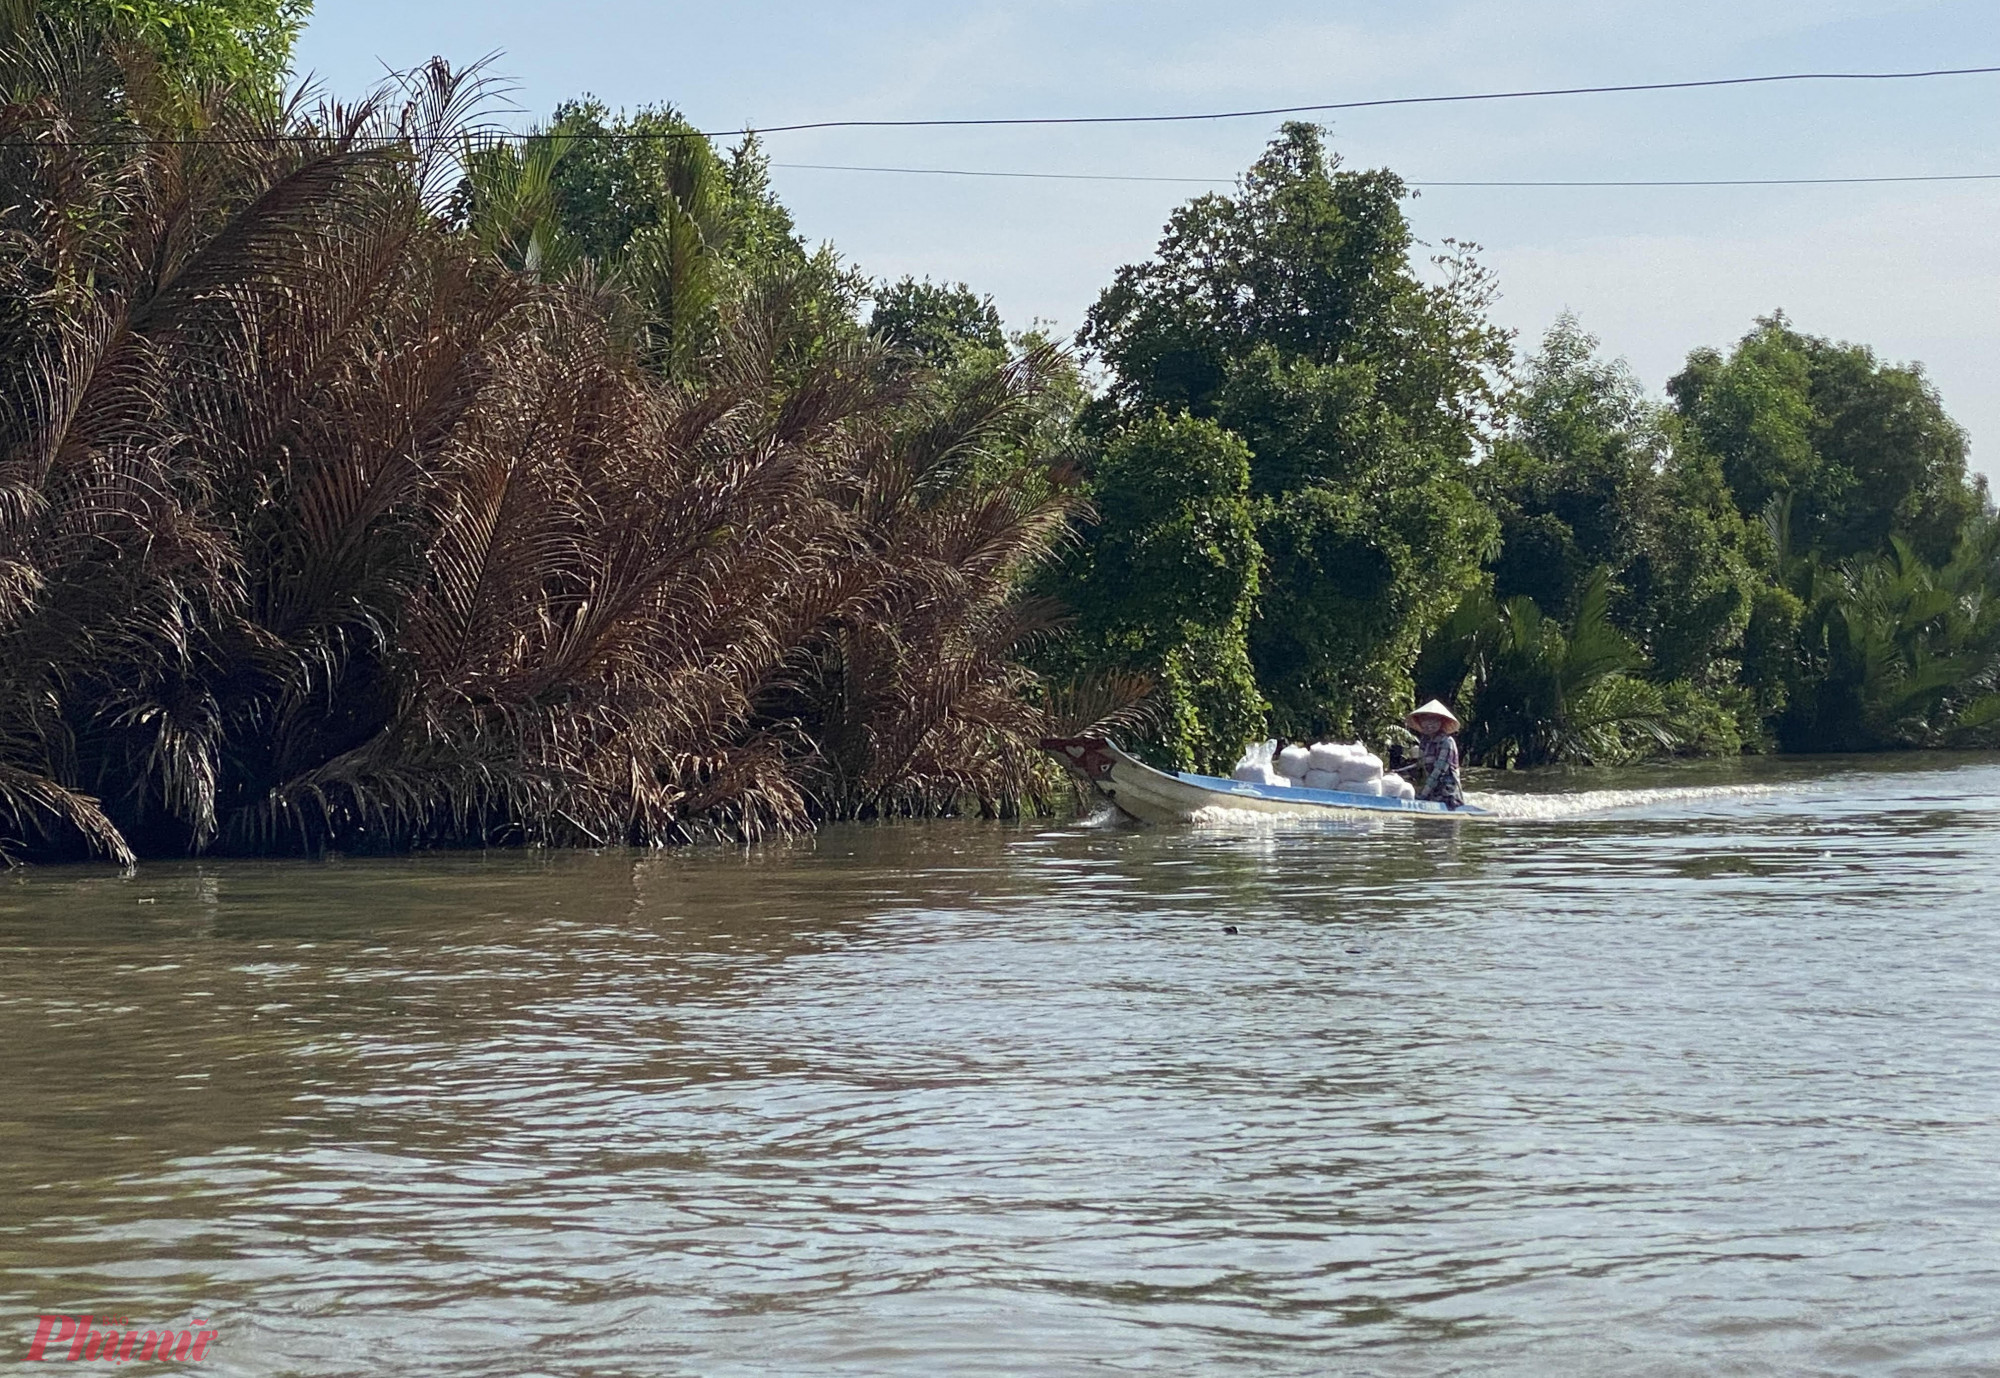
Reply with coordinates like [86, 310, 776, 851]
[1405, 698, 1460, 731]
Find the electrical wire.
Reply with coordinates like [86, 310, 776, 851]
[735, 64, 2000, 136]
[772, 162, 2000, 189]
[6, 62, 1998, 147]
[777, 163, 1225, 184]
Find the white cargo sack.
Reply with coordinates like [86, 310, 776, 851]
[1275, 745, 1312, 779]
[1301, 768, 1340, 790]
[1338, 750, 1383, 784]
[1383, 774, 1415, 800]
[1306, 742, 1345, 774]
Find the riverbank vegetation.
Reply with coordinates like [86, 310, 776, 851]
[2, 1, 1995, 861]
[0, 4, 1115, 861]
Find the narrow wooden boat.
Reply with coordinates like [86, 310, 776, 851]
[1041, 736, 1487, 824]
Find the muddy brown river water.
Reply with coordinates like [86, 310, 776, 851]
[3, 756, 1998, 1375]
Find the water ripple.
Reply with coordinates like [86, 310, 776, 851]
[1, 756, 1998, 1374]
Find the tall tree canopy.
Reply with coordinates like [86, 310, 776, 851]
[1670, 316, 1982, 566]
[1480, 319, 1759, 683]
[1079, 122, 1507, 739]
[1049, 413, 1265, 772]
[458, 98, 859, 380]
[1446, 313, 1996, 761]
[870, 278, 1005, 369]
[1480, 315, 1663, 621]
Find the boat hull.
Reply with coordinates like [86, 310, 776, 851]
[1041, 737, 1484, 824]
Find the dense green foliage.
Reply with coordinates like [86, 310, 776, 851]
[1078, 123, 1505, 745]
[41, 0, 307, 87]
[1415, 314, 1996, 765]
[1418, 568, 1672, 767]
[1463, 316, 1763, 758]
[870, 278, 1005, 367]
[1672, 317, 1978, 565]
[1772, 528, 2000, 751]
[1073, 138, 1994, 771]
[1047, 414, 1264, 772]
[456, 99, 860, 380]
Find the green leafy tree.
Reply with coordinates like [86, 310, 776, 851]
[1482, 319, 1763, 750]
[1670, 315, 1982, 566]
[1775, 523, 2000, 751]
[47, 0, 308, 88]
[1622, 444, 1760, 691]
[1254, 474, 1493, 739]
[535, 101, 798, 269]
[1664, 316, 1992, 750]
[1054, 413, 1265, 772]
[1079, 123, 1507, 740]
[457, 99, 855, 380]
[870, 277, 1005, 368]
[1481, 316, 1663, 621]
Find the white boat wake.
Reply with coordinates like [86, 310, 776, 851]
[1466, 783, 1781, 819]
[1187, 804, 1373, 828]
[1184, 782, 1784, 826]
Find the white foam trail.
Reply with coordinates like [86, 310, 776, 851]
[1176, 782, 1787, 828]
[1187, 784, 1785, 825]
[1189, 805, 1329, 827]
[1467, 782, 1779, 820]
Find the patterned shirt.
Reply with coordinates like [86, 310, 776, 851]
[1417, 733, 1465, 808]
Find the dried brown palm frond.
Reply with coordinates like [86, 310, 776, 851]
[0, 761, 132, 865]
[1042, 668, 1161, 739]
[774, 346, 1086, 821]
[0, 15, 1084, 862]
[0, 34, 519, 857]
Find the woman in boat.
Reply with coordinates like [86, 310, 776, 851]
[1405, 699, 1465, 809]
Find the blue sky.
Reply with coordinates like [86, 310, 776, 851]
[296, 1, 2000, 481]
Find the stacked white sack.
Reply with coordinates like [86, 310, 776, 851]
[1305, 742, 1345, 775]
[1338, 750, 1384, 785]
[1301, 768, 1341, 790]
[1275, 745, 1312, 779]
[1382, 774, 1415, 800]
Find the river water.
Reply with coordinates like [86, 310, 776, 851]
[3, 755, 1998, 1376]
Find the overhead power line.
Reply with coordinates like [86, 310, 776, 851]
[6, 62, 1998, 148]
[779, 163, 1225, 185]
[727, 63, 2000, 137]
[773, 162, 2000, 189]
